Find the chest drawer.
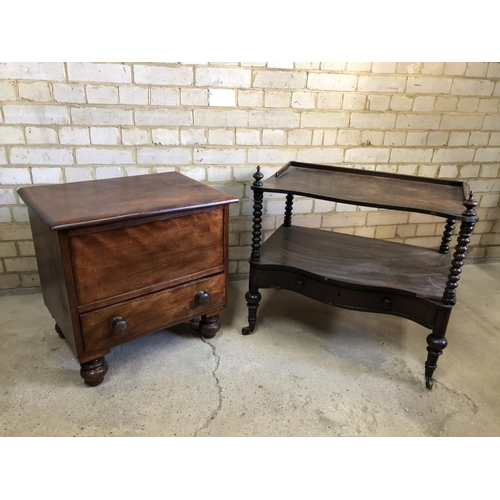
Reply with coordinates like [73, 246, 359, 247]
[80, 273, 226, 353]
[69, 209, 224, 306]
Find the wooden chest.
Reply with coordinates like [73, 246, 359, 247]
[18, 172, 238, 386]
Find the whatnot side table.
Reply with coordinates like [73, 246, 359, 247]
[242, 161, 478, 389]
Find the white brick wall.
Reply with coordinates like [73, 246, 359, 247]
[150, 88, 179, 106]
[137, 148, 191, 164]
[196, 67, 250, 88]
[18, 83, 51, 102]
[86, 85, 118, 104]
[0, 62, 65, 81]
[255, 70, 306, 89]
[307, 73, 357, 91]
[59, 127, 90, 145]
[67, 63, 131, 83]
[26, 127, 58, 144]
[76, 148, 133, 165]
[90, 127, 120, 145]
[72, 107, 133, 125]
[53, 84, 86, 103]
[0, 82, 17, 100]
[10, 148, 73, 165]
[4, 105, 69, 125]
[1, 61, 500, 287]
[0, 127, 24, 144]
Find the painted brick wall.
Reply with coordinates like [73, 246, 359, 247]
[0, 62, 499, 288]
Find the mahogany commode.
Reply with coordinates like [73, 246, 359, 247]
[18, 172, 237, 386]
[242, 161, 478, 389]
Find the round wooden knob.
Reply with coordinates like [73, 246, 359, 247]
[295, 279, 304, 289]
[382, 298, 392, 310]
[195, 290, 211, 306]
[110, 316, 128, 335]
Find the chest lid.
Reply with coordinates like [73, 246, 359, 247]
[18, 172, 238, 231]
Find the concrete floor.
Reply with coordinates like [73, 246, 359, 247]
[1, 261, 499, 437]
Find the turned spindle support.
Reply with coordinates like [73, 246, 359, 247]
[425, 192, 477, 390]
[243, 166, 265, 335]
[439, 218, 456, 254]
[442, 192, 477, 306]
[250, 166, 264, 263]
[284, 193, 294, 227]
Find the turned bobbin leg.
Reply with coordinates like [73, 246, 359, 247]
[80, 356, 108, 387]
[439, 218, 456, 254]
[243, 166, 264, 335]
[242, 287, 262, 335]
[55, 323, 65, 339]
[425, 309, 451, 390]
[199, 314, 221, 339]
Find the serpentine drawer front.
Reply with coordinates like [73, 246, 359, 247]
[259, 270, 439, 328]
[18, 172, 238, 387]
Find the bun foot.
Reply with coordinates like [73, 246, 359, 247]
[425, 377, 433, 390]
[55, 323, 65, 339]
[199, 315, 221, 339]
[80, 356, 108, 387]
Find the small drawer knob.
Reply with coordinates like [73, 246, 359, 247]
[382, 298, 392, 310]
[110, 316, 129, 335]
[195, 290, 211, 306]
[294, 279, 304, 289]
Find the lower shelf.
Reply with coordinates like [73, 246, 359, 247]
[256, 225, 451, 301]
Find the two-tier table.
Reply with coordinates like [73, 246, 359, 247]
[242, 161, 478, 389]
[18, 172, 238, 386]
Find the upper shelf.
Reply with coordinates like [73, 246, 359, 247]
[256, 161, 477, 222]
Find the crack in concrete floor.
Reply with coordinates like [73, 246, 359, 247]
[194, 336, 223, 437]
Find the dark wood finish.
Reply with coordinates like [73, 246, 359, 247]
[27, 208, 80, 357]
[255, 225, 450, 301]
[250, 167, 264, 263]
[443, 194, 478, 306]
[17, 171, 237, 231]
[199, 315, 222, 339]
[18, 172, 237, 386]
[425, 307, 451, 390]
[80, 356, 108, 387]
[264, 161, 478, 222]
[55, 323, 65, 339]
[243, 163, 478, 389]
[255, 268, 439, 329]
[439, 218, 456, 254]
[284, 194, 294, 227]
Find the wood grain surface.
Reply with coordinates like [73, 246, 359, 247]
[256, 225, 451, 300]
[260, 162, 476, 222]
[81, 273, 226, 353]
[70, 209, 224, 305]
[18, 171, 238, 230]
